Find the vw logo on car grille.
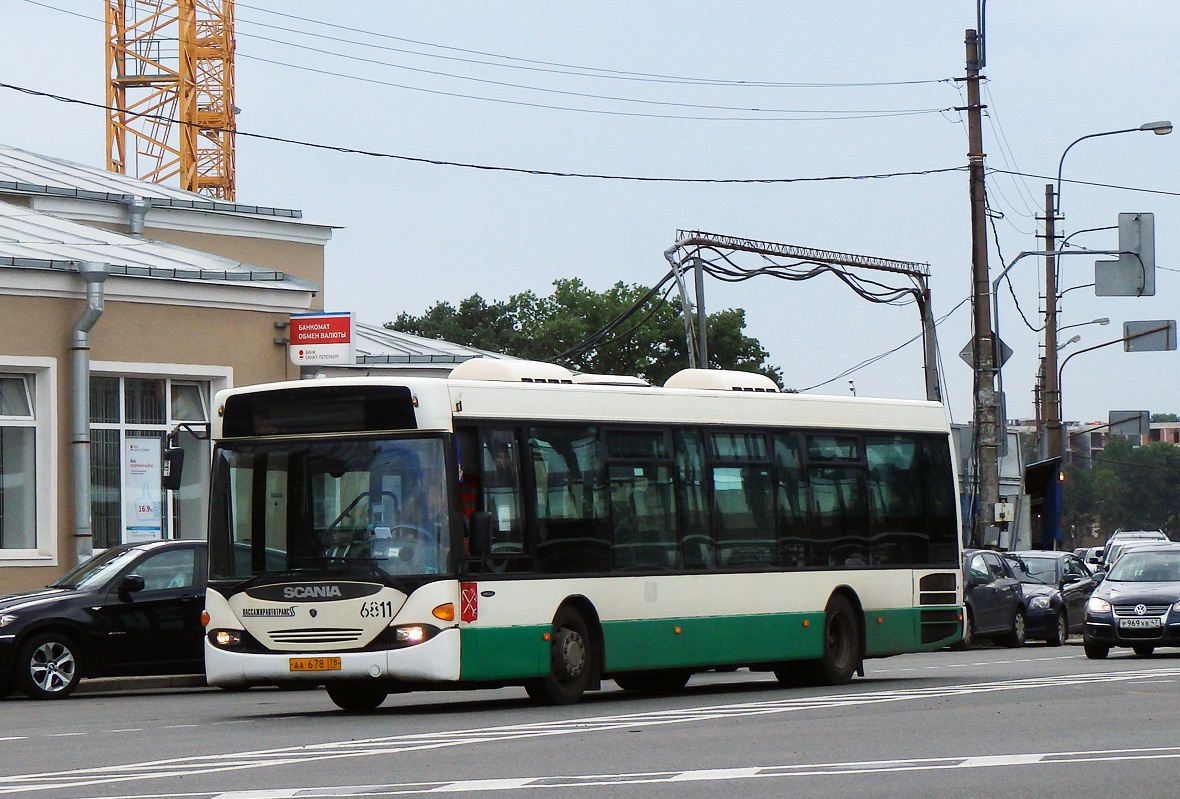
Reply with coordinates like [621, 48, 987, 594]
[1134, 603, 1148, 616]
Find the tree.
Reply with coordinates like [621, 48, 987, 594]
[1062, 437, 1180, 540]
[388, 278, 782, 387]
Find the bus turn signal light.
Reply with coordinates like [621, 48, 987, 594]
[433, 603, 455, 621]
[201, 610, 210, 626]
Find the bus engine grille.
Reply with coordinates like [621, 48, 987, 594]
[267, 628, 365, 645]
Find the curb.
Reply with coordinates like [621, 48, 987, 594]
[75, 674, 209, 695]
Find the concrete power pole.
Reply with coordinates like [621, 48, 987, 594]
[964, 29, 1000, 546]
[1042, 184, 1062, 459]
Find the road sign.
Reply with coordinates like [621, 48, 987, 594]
[959, 336, 1012, 368]
[1109, 410, 1150, 436]
[1123, 320, 1177, 352]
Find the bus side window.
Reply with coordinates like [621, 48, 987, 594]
[478, 429, 526, 555]
[865, 435, 923, 566]
[528, 426, 610, 573]
[773, 433, 810, 569]
[674, 430, 715, 569]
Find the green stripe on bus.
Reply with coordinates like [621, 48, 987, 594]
[459, 625, 550, 681]
[458, 606, 960, 681]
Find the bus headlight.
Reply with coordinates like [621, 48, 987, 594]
[395, 625, 427, 644]
[211, 629, 243, 647]
[1087, 596, 1111, 614]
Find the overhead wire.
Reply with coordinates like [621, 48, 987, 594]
[0, 81, 969, 183]
[798, 296, 970, 392]
[239, 53, 953, 122]
[19, 0, 958, 122]
[234, 1, 953, 89]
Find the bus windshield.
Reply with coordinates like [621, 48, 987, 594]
[208, 435, 452, 580]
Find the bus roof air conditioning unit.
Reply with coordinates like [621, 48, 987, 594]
[663, 369, 779, 392]
[450, 358, 574, 384]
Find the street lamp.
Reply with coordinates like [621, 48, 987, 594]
[1055, 121, 1173, 215]
[1043, 121, 1172, 460]
[1058, 317, 1110, 333]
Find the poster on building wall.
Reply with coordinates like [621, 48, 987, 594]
[123, 438, 163, 542]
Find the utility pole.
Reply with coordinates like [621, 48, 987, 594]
[1041, 183, 1062, 459]
[963, 29, 999, 546]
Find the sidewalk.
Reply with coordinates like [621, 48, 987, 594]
[74, 674, 209, 695]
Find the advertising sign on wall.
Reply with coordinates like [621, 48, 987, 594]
[123, 438, 163, 542]
[289, 312, 356, 366]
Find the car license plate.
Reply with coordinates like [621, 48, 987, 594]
[1118, 618, 1162, 629]
[289, 657, 342, 672]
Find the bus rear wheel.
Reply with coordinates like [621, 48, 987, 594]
[326, 682, 387, 712]
[813, 594, 862, 685]
[526, 607, 595, 705]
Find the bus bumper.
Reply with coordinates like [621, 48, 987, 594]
[205, 627, 462, 687]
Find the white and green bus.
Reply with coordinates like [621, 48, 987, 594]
[196, 358, 963, 710]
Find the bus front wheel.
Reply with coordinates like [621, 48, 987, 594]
[326, 682, 387, 712]
[526, 607, 595, 705]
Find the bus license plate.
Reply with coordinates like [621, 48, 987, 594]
[1118, 618, 1161, 629]
[289, 657, 342, 672]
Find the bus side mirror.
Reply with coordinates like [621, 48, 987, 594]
[162, 447, 185, 491]
[469, 511, 494, 556]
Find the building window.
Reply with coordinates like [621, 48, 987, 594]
[90, 376, 210, 548]
[0, 374, 37, 550]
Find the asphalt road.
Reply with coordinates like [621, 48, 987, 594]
[3, 640, 1180, 799]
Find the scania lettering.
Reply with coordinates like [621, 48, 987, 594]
[283, 586, 343, 600]
[190, 358, 964, 711]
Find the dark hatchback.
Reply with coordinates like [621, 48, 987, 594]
[1083, 542, 1180, 659]
[0, 540, 206, 699]
[960, 548, 1026, 648]
[1004, 550, 1097, 645]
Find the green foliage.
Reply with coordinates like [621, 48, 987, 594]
[1061, 437, 1180, 543]
[388, 278, 783, 387]
[1151, 412, 1178, 422]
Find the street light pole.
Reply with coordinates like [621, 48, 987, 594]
[1044, 120, 1172, 460]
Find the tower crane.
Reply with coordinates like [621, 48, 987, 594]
[106, 0, 236, 200]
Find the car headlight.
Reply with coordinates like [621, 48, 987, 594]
[1029, 596, 1051, 610]
[0, 613, 15, 628]
[1172, 599, 1180, 612]
[1088, 596, 1112, 614]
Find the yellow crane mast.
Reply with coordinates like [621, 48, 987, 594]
[106, 0, 236, 200]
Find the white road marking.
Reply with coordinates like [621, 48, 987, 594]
[4, 666, 1179, 795]
[100, 745, 1180, 797]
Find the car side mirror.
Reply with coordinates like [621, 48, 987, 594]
[468, 511, 494, 556]
[966, 572, 985, 588]
[1092, 571, 1106, 583]
[119, 574, 146, 596]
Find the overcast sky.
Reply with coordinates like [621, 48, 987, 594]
[3, 1, 1178, 425]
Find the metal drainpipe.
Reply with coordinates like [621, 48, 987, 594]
[126, 195, 150, 236]
[72, 261, 110, 565]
